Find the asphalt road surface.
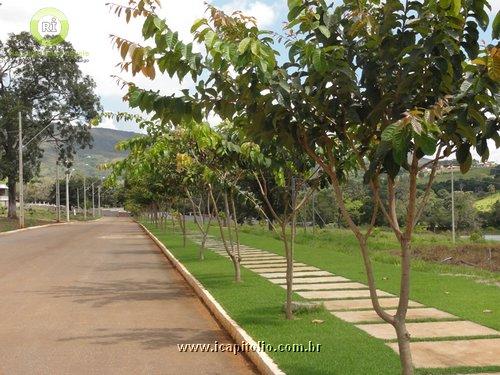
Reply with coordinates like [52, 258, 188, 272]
[0, 217, 256, 375]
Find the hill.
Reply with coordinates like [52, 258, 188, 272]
[475, 192, 500, 212]
[40, 128, 140, 177]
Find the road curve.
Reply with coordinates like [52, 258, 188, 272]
[0, 217, 256, 375]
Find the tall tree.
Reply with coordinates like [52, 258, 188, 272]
[0, 32, 101, 218]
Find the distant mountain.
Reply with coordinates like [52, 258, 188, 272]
[40, 128, 140, 178]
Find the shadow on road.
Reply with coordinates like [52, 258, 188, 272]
[28, 279, 192, 307]
[57, 327, 221, 350]
[96, 261, 168, 272]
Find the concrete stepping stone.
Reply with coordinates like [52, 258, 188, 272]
[240, 253, 282, 257]
[269, 276, 349, 284]
[388, 339, 500, 368]
[242, 261, 288, 267]
[299, 289, 392, 300]
[332, 307, 457, 323]
[242, 258, 287, 264]
[241, 254, 283, 258]
[243, 258, 285, 263]
[293, 282, 368, 291]
[261, 271, 332, 279]
[322, 298, 423, 311]
[356, 321, 499, 340]
[243, 263, 308, 269]
[249, 266, 319, 273]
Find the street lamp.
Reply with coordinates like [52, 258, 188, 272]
[56, 161, 61, 222]
[91, 182, 95, 217]
[450, 165, 456, 244]
[83, 174, 87, 220]
[65, 167, 75, 222]
[98, 176, 105, 217]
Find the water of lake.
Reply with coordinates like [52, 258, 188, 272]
[484, 234, 500, 242]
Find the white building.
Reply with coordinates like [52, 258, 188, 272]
[0, 184, 8, 208]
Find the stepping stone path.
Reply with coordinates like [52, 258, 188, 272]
[187, 234, 500, 370]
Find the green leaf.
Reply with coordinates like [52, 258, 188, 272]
[204, 31, 217, 48]
[238, 38, 252, 55]
[287, 0, 301, 10]
[493, 12, 500, 39]
[381, 123, 398, 142]
[457, 124, 477, 145]
[460, 151, 472, 173]
[165, 31, 179, 49]
[251, 40, 260, 56]
[318, 25, 331, 38]
[414, 133, 436, 155]
[153, 17, 165, 31]
[456, 143, 470, 165]
[312, 49, 326, 72]
[451, 0, 461, 15]
[191, 18, 207, 33]
[392, 128, 409, 165]
[468, 107, 486, 130]
[438, 0, 451, 9]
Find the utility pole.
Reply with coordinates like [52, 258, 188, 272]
[65, 169, 70, 222]
[18, 112, 25, 228]
[56, 162, 60, 222]
[83, 175, 87, 220]
[98, 185, 101, 217]
[451, 167, 456, 244]
[92, 183, 95, 217]
[76, 188, 80, 211]
[312, 190, 316, 235]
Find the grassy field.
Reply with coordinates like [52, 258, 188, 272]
[0, 206, 99, 233]
[426, 166, 493, 184]
[203, 224, 500, 329]
[145, 221, 500, 374]
[475, 192, 500, 212]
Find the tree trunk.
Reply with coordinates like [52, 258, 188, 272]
[208, 184, 241, 283]
[181, 213, 186, 247]
[232, 254, 241, 283]
[229, 191, 241, 265]
[394, 319, 414, 375]
[186, 188, 208, 260]
[283, 224, 293, 320]
[7, 177, 17, 219]
[268, 219, 273, 231]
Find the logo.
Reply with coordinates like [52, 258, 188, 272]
[30, 8, 69, 46]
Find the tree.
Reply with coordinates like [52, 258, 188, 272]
[0, 32, 101, 218]
[109, 0, 498, 372]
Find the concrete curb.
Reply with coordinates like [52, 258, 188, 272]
[0, 216, 105, 236]
[138, 223, 286, 375]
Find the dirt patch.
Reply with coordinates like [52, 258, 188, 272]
[392, 244, 500, 272]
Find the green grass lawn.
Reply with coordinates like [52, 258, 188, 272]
[0, 206, 100, 233]
[209, 225, 500, 330]
[475, 192, 500, 212]
[145, 221, 500, 374]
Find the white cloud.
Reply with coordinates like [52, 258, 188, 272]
[0, 0, 207, 99]
[221, 0, 278, 28]
[472, 140, 500, 164]
[98, 117, 117, 130]
[490, 0, 500, 13]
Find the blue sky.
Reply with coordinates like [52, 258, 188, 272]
[0, 0, 498, 161]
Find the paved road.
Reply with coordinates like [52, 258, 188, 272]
[0, 217, 256, 375]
